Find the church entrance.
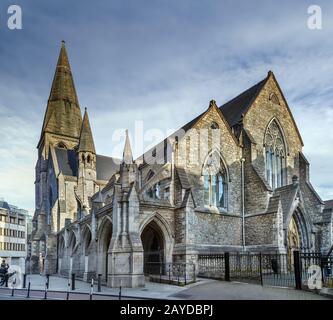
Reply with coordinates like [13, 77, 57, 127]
[287, 215, 301, 268]
[98, 219, 112, 282]
[141, 220, 165, 275]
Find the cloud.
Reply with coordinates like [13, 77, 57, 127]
[0, 0, 332, 212]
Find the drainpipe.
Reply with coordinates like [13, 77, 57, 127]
[241, 158, 246, 251]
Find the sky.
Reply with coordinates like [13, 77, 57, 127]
[0, 0, 332, 214]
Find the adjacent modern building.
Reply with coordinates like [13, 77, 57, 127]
[28, 42, 333, 287]
[0, 200, 28, 270]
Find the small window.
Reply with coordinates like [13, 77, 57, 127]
[164, 187, 170, 200]
[210, 122, 219, 130]
[57, 142, 67, 149]
[146, 170, 154, 181]
[269, 93, 280, 105]
[146, 182, 161, 200]
[152, 148, 156, 157]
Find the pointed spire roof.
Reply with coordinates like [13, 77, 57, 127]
[39, 41, 82, 145]
[122, 130, 133, 164]
[78, 108, 96, 154]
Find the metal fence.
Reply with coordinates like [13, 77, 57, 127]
[198, 251, 333, 291]
[144, 262, 196, 286]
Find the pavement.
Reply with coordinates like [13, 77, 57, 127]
[170, 280, 330, 300]
[0, 275, 330, 300]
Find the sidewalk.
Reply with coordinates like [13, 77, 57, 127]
[15, 274, 211, 300]
[2, 275, 331, 300]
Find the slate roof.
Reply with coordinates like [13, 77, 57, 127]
[219, 76, 268, 128]
[325, 200, 333, 210]
[96, 155, 120, 181]
[274, 184, 298, 224]
[55, 148, 78, 176]
[0, 201, 10, 211]
[175, 166, 191, 189]
[55, 147, 120, 181]
[266, 195, 280, 214]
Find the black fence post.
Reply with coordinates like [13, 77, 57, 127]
[97, 274, 102, 292]
[118, 285, 122, 300]
[177, 265, 180, 286]
[168, 264, 171, 284]
[259, 253, 263, 286]
[66, 280, 70, 300]
[46, 274, 50, 289]
[294, 250, 302, 290]
[193, 263, 196, 283]
[320, 253, 325, 286]
[23, 274, 26, 289]
[44, 279, 48, 300]
[225, 252, 230, 281]
[26, 281, 31, 298]
[90, 278, 94, 300]
[11, 278, 16, 297]
[71, 273, 75, 290]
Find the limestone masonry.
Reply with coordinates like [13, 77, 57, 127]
[27, 42, 333, 287]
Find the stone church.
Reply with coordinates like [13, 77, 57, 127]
[28, 42, 333, 287]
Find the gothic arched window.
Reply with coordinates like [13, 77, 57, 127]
[264, 119, 286, 189]
[203, 152, 228, 209]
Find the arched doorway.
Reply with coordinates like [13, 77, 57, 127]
[68, 231, 77, 274]
[82, 227, 92, 276]
[83, 228, 92, 256]
[141, 220, 165, 275]
[98, 218, 112, 282]
[57, 235, 65, 274]
[287, 215, 301, 267]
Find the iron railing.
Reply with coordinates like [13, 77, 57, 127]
[144, 262, 196, 286]
[198, 251, 333, 290]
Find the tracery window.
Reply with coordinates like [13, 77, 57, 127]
[203, 152, 228, 209]
[146, 182, 161, 200]
[264, 120, 286, 189]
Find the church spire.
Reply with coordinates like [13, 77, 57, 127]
[122, 130, 133, 164]
[78, 108, 96, 154]
[48, 40, 79, 104]
[39, 41, 82, 145]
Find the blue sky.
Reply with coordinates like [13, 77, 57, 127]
[0, 0, 332, 213]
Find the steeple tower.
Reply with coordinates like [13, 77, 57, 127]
[38, 41, 82, 148]
[79, 108, 96, 154]
[77, 108, 97, 216]
[122, 129, 133, 164]
[120, 130, 137, 187]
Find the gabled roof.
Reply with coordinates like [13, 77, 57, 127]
[175, 166, 191, 189]
[96, 155, 120, 181]
[274, 184, 299, 224]
[325, 200, 333, 210]
[220, 76, 268, 127]
[55, 147, 119, 181]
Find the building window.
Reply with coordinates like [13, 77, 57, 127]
[203, 152, 228, 209]
[164, 187, 170, 200]
[264, 119, 286, 189]
[210, 122, 219, 130]
[146, 182, 161, 200]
